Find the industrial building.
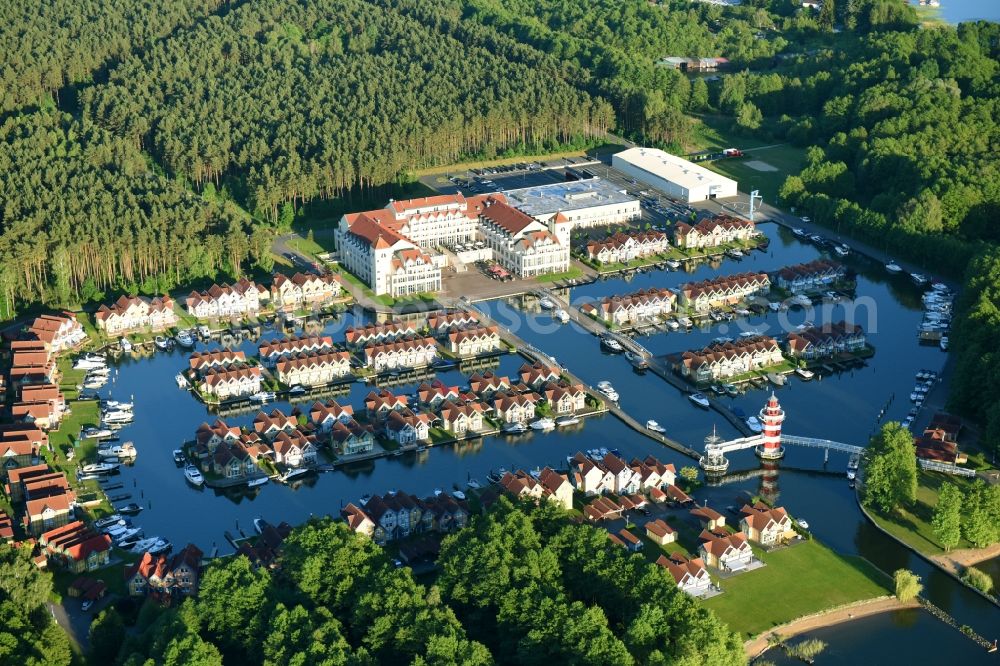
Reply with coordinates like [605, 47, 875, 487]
[501, 178, 641, 230]
[612, 147, 738, 203]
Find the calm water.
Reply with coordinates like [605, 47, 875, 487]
[85, 224, 1000, 655]
[916, 0, 1000, 24]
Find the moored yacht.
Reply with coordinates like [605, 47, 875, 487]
[795, 367, 815, 380]
[539, 297, 555, 310]
[688, 392, 710, 409]
[249, 391, 276, 403]
[184, 465, 205, 486]
[646, 419, 666, 433]
[885, 260, 903, 274]
[746, 416, 763, 433]
[502, 421, 528, 434]
[554, 309, 570, 323]
[555, 415, 580, 427]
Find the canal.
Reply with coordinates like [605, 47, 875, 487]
[84, 223, 998, 658]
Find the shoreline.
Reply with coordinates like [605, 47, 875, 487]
[744, 596, 919, 658]
[932, 543, 1000, 575]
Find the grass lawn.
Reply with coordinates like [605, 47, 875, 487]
[866, 471, 979, 556]
[534, 266, 584, 283]
[702, 539, 890, 638]
[287, 235, 328, 257]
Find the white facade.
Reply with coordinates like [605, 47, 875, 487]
[613, 147, 738, 203]
[336, 215, 442, 297]
[479, 201, 570, 278]
[502, 178, 641, 230]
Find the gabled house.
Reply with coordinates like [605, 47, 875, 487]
[739, 502, 795, 545]
[568, 452, 616, 495]
[541, 381, 587, 415]
[310, 399, 355, 431]
[384, 409, 431, 446]
[468, 371, 511, 399]
[691, 505, 726, 531]
[492, 391, 541, 424]
[601, 452, 641, 495]
[698, 529, 754, 572]
[645, 519, 678, 545]
[252, 409, 298, 441]
[447, 325, 501, 357]
[258, 335, 335, 367]
[417, 379, 461, 410]
[365, 389, 408, 421]
[24, 491, 74, 536]
[27, 312, 86, 351]
[519, 362, 562, 390]
[345, 321, 419, 349]
[186, 280, 268, 319]
[657, 553, 712, 597]
[270, 272, 338, 310]
[95, 295, 178, 334]
[437, 400, 486, 437]
[40, 521, 111, 573]
[275, 350, 352, 386]
[271, 429, 318, 468]
[329, 418, 375, 456]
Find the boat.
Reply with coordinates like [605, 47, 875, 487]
[117, 537, 142, 550]
[247, 476, 268, 488]
[795, 367, 815, 380]
[253, 517, 268, 535]
[724, 384, 739, 397]
[119, 338, 133, 353]
[431, 358, 458, 370]
[767, 372, 786, 386]
[281, 467, 313, 483]
[791, 227, 807, 238]
[148, 540, 172, 555]
[711, 384, 726, 396]
[600, 336, 624, 353]
[102, 410, 134, 424]
[104, 524, 129, 538]
[791, 294, 813, 307]
[73, 358, 107, 370]
[665, 259, 681, 270]
[910, 272, 928, 286]
[129, 537, 161, 553]
[249, 391, 276, 402]
[175, 330, 196, 348]
[597, 386, 619, 402]
[726, 248, 743, 259]
[288, 385, 307, 395]
[746, 416, 763, 433]
[678, 316, 693, 328]
[197, 325, 211, 339]
[116, 503, 143, 515]
[834, 245, 850, 257]
[154, 335, 170, 351]
[625, 351, 648, 370]
[555, 415, 580, 427]
[113, 527, 143, 544]
[530, 417, 555, 431]
[848, 453, 860, 471]
[87, 365, 111, 376]
[173, 449, 186, 465]
[646, 420, 666, 433]
[713, 336, 733, 345]
[940, 336, 949, 351]
[452, 490, 467, 500]
[81, 427, 113, 439]
[768, 301, 782, 312]
[433, 488, 444, 496]
[81, 462, 118, 474]
[184, 465, 205, 486]
[466, 479, 482, 490]
[665, 318, 680, 331]
[94, 514, 123, 529]
[83, 377, 108, 389]
[688, 392, 710, 409]
[175, 373, 189, 388]
[554, 309, 570, 323]
[885, 260, 903, 274]
[104, 400, 133, 411]
[539, 297, 555, 310]
[502, 422, 528, 434]
[796, 519, 810, 530]
[97, 442, 137, 459]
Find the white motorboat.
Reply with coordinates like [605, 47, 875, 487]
[114, 527, 143, 544]
[452, 490, 466, 500]
[502, 422, 528, 434]
[600, 336, 624, 353]
[119, 338, 133, 353]
[911, 272, 928, 286]
[539, 297, 555, 310]
[83, 377, 108, 389]
[73, 358, 106, 371]
[197, 325, 211, 338]
[97, 442, 137, 459]
[175, 330, 196, 348]
[791, 294, 813, 307]
[796, 519, 810, 530]
[795, 367, 815, 380]
[288, 385, 307, 395]
[466, 479, 482, 490]
[173, 449, 186, 465]
[554, 309, 570, 323]
[184, 465, 205, 486]
[597, 386, 619, 402]
[646, 420, 666, 433]
[249, 391, 276, 402]
[102, 410, 134, 424]
[253, 517, 269, 535]
[247, 476, 269, 488]
[713, 336, 734, 345]
[94, 514, 123, 529]
[940, 336, 949, 351]
[834, 245, 850, 257]
[154, 335, 171, 351]
[597, 380, 614, 390]
[665, 259, 681, 269]
[665, 318, 680, 331]
[885, 260, 903, 274]
[555, 415, 580, 427]
[688, 393, 710, 409]
[175, 373, 189, 388]
[767, 373, 786, 386]
[847, 469, 857, 481]
[530, 417, 555, 431]
[768, 301, 782, 312]
[116, 503, 143, 515]
[81, 427, 113, 439]
[81, 462, 118, 474]
[147, 540, 172, 556]
[791, 227, 806, 237]
[746, 416, 763, 433]
[100, 520, 127, 534]
[281, 467, 313, 483]
[848, 453, 860, 471]
[104, 400, 133, 411]
[129, 537, 160, 553]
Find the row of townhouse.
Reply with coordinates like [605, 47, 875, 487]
[679, 272, 771, 312]
[345, 321, 418, 349]
[0, 426, 44, 479]
[569, 451, 677, 496]
[270, 272, 339, 310]
[362, 336, 437, 372]
[426, 310, 479, 336]
[786, 321, 867, 359]
[341, 491, 469, 545]
[673, 215, 757, 249]
[21, 473, 76, 536]
[250, 409, 321, 467]
[39, 521, 111, 573]
[12, 383, 67, 431]
[581, 287, 676, 326]
[125, 544, 203, 599]
[679, 336, 784, 383]
[9, 340, 58, 386]
[258, 335, 335, 367]
[446, 325, 501, 357]
[193, 420, 258, 480]
[27, 312, 86, 352]
[478, 197, 571, 278]
[584, 230, 671, 264]
[186, 279, 269, 319]
[497, 468, 574, 510]
[188, 349, 246, 374]
[275, 350, 352, 387]
[773, 259, 846, 294]
[95, 295, 178, 335]
[198, 363, 262, 400]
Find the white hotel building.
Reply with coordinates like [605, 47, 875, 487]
[478, 198, 570, 278]
[501, 178, 641, 230]
[336, 214, 442, 298]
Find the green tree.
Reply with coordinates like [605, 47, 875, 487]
[736, 102, 763, 130]
[195, 555, 274, 663]
[961, 567, 993, 594]
[961, 481, 999, 548]
[894, 569, 922, 602]
[818, 0, 836, 30]
[679, 466, 699, 483]
[89, 607, 125, 665]
[863, 422, 918, 513]
[688, 78, 710, 112]
[931, 482, 963, 552]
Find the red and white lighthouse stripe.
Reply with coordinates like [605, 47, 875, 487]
[759, 393, 784, 454]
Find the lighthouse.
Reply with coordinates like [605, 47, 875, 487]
[755, 393, 785, 459]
